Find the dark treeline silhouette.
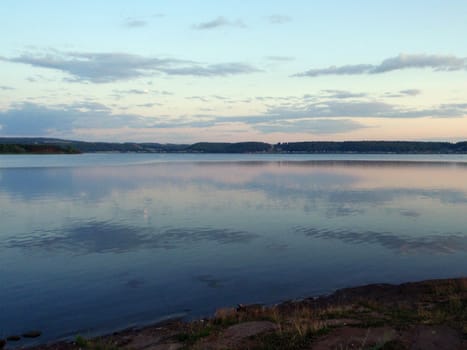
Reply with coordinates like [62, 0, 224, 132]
[1, 138, 466, 154]
[275, 141, 467, 154]
[0, 143, 80, 154]
[188, 142, 271, 153]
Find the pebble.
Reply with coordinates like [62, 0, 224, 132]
[7, 335, 21, 341]
[22, 331, 42, 338]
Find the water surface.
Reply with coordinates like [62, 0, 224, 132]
[1, 154, 466, 344]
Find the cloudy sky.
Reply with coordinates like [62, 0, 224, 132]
[1, 0, 466, 143]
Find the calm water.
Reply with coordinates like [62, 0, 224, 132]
[1, 154, 467, 344]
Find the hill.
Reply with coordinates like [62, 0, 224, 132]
[1, 138, 466, 154]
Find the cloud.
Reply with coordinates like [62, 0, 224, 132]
[112, 89, 173, 99]
[2, 93, 466, 139]
[214, 95, 467, 132]
[374, 54, 466, 73]
[114, 88, 150, 95]
[266, 15, 292, 24]
[0, 102, 226, 137]
[1, 51, 260, 82]
[192, 16, 245, 30]
[123, 18, 147, 28]
[0, 100, 357, 138]
[323, 90, 368, 99]
[262, 99, 467, 119]
[159, 62, 261, 76]
[265, 56, 295, 62]
[0, 103, 75, 135]
[294, 53, 467, 77]
[186, 96, 210, 102]
[211, 95, 229, 100]
[400, 89, 421, 96]
[122, 14, 163, 28]
[0, 85, 14, 90]
[136, 102, 162, 108]
[264, 100, 397, 119]
[295, 64, 374, 77]
[253, 119, 366, 134]
[385, 89, 422, 98]
[0, 102, 148, 136]
[1, 51, 185, 83]
[202, 101, 385, 131]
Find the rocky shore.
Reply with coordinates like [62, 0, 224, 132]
[4, 277, 466, 350]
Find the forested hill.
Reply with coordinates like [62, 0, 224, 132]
[274, 141, 467, 154]
[0, 138, 466, 154]
[0, 143, 81, 154]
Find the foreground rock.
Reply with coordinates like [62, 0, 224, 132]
[22, 331, 42, 339]
[311, 326, 398, 350]
[15, 277, 467, 350]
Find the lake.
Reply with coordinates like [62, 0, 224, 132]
[1, 153, 466, 344]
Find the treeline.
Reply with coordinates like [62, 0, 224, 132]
[66, 141, 187, 153]
[274, 141, 467, 154]
[0, 144, 81, 154]
[1, 138, 467, 154]
[188, 142, 271, 153]
[0, 138, 187, 153]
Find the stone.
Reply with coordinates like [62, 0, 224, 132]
[22, 330, 42, 338]
[223, 321, 278, 340]
[409, 325, 461, 350]
[311, 327, 398, 350]
[6, 335, 21, 341]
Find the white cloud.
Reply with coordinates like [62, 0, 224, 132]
[192, 17, 245, 30]
[1, 51, 261, 83]
[295, 53, 467, 77]
[254, 119, 366, 134]
[265, 56, 295, 62]
[123, 19, 147, 28]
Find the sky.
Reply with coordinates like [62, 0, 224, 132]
[0, 0, 466, 143]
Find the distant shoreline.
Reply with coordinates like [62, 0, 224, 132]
[0, 144, 81, 154]
[1, 138, 467, 154]
[10, 276, 467, 350]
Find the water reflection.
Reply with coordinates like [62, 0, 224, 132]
[4, 221, 258, 254]
[1, 155, 466, 344]
[295, 226, 467, 254]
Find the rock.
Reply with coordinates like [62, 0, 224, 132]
[6, 335, 21, 341]
[145, 344, 183, 350]
[0, 339, 6, 349]
[223, 321, 278, 340]
[197, 321, 279, 349]
[123, 333, 165, 349]
[22, 330, 42, 338]
[409, 325, 461, 350]
[311, 327, 398, 350]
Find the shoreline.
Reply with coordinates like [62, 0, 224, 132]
[1, 139, 467, 155]
[6, 276, 466, 350]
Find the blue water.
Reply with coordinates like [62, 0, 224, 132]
[0, 154, 466, 345]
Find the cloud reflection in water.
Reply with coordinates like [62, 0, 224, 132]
[295, 226, 467, 254]
[4, 221, 258, 254]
